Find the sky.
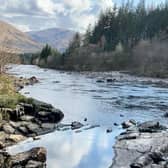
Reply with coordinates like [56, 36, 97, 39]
[0, 0, 166, 32]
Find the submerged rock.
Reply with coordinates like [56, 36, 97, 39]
[84, 118, 87, 122]
[106, 128, 113, 133]
[106, 78, 116, 83]
[71, 121, 84, 130]
[96, 79, 104, 83]
[163, 112, 168, 118]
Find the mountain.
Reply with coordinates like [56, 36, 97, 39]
[27, 28, 75, 52]
[0, 21, 41, 53]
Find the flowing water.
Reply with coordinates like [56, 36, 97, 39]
[7, 65, 168, 168]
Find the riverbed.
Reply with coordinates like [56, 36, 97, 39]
[7, 65, 168, 168]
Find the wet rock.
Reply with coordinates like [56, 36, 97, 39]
[106, 78, 116, 83]
[16, 84, 24, 92]
[75, 130, 82, 133]
[120, 114, 124, 117]
[71, 122, 84, 130]
[84, 118, 87, 122]
[118, 132, 139, 141]
[114, 123, 119, 126]
[33, 136, 41, 141]
[164, 112, 168, 118]
[106, 128, 113, 133]
[29, 76, 39, 85]
[52, 81, 60, 83]
[34, 100, 53, 111]
[24, 92, 30, 94]
[96, 79, 104, 83]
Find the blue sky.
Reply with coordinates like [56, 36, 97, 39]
[0, 0, 166, 32]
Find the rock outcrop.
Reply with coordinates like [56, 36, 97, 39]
[111, 121, 168, 168]
[0, 99, 63, 168]
[0, 147, 46, 168]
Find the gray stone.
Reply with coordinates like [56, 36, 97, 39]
[26, 123, 40, 134]
[3, 124, 15, 134]
[18, 126, 29, 135]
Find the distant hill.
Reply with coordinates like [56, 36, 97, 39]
[27, 28, 75, 52]
[0, 21, 41, 53]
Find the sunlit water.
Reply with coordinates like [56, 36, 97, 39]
[7, 65, 168, 168]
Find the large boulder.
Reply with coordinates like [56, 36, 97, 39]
[5, 147, 47, 168]
[38, 108, 64, 123]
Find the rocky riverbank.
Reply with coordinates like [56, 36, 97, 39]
[0, 74, 64, 167]
[111, 121, 168, 168]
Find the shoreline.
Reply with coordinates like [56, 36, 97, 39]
[0, 74, 64, 167]
[7, 64, 168, 168]
[110, 121, 168, 168]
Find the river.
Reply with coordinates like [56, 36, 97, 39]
[7, 64, 168, 168]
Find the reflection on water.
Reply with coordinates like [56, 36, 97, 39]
[7, 65, 168, 168]
[8, 128, 121, 168]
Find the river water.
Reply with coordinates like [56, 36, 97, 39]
[7, 65, 168, 168]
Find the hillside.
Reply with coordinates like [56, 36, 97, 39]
[27, 28, 75, 52]
[0, 21, 41, 53]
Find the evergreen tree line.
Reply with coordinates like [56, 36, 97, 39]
[24, 0, 168, 77]
[82, 0, 168, 51]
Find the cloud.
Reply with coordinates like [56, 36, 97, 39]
[14, 24, 30, 32]
[0, 0, 115, 32]
[100, 0, 114, 10]
[63, 0, 92, 13]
